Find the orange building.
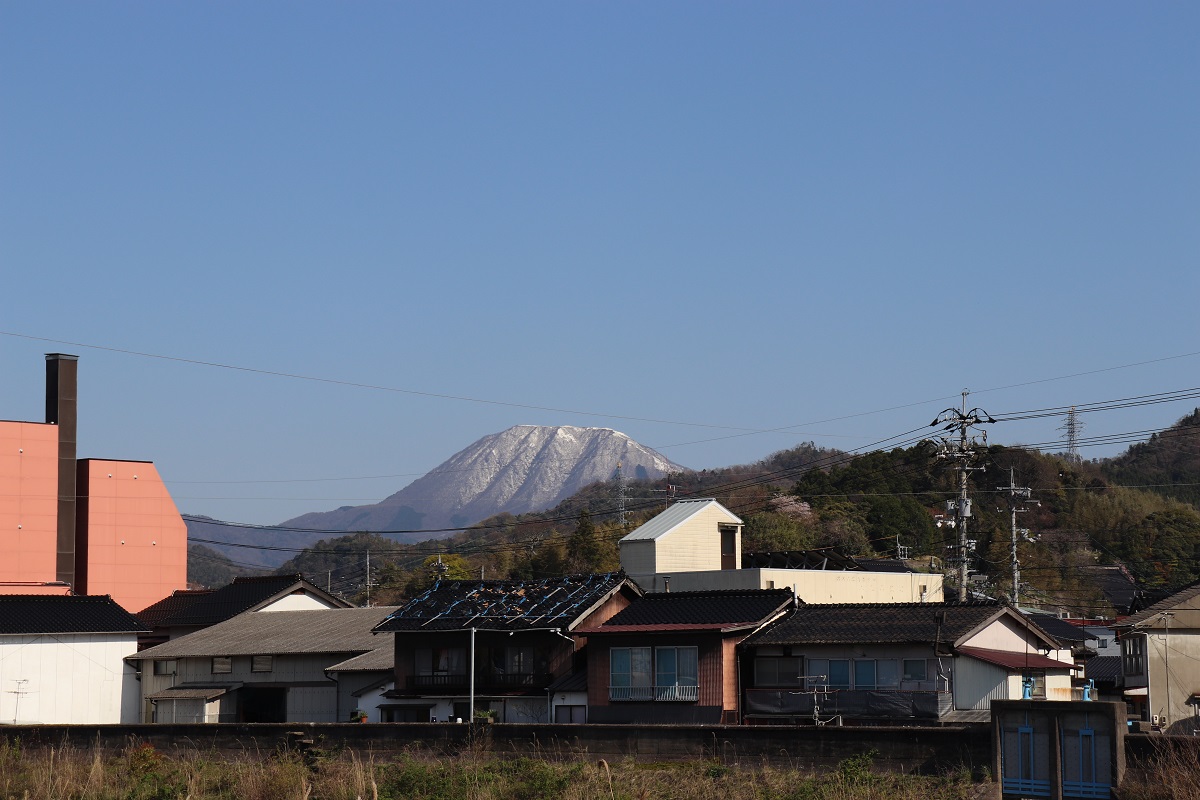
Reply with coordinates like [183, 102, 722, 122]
[0, 354, 187, 612]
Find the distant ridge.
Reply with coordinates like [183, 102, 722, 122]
[281, 425, 688, 534]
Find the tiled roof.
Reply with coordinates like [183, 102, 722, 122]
[1085, 656, 1123, 683]
[0, 595, 149, 635]
[152, 574, 349, 627]
[741, 601, 1012, 647]
[547, 671, 587, 693]
[373, 573, 626, 632]
[1026, 614, 1091, 645]
[1117, 579, 1200, 628]
[588, 589, 794, 632]
[133, 606, 399, 660]
[620, 499, 741, 542]
[136, 589, 214, 628]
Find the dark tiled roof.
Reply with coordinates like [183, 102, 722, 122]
[136, 589, 214, 628]
[742, 601, 1011, 647]
[1026, 614, 1090, 645]
[855, 558, 916, 574]
[156, 574, 345, 627]
[743, 550, 861, 570]
[373, 573, 625, 632]
[0, 595, 149, 635]
[598, 589, 794, 629]
[1118, 579, 1200, 628]
[547, 671, 587, 693]
[1085, 656, 1123, 684]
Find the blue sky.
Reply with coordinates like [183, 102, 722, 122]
[2, 3, 1197, 526]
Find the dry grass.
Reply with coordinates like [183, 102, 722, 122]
[1120, 738, 1200, 800]
[0, 737, 1014, 800]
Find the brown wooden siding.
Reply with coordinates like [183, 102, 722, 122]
[585, 633, 728, 709]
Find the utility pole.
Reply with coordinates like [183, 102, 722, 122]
[998, 467, 1036, 606]
[931, 389, 995, 602]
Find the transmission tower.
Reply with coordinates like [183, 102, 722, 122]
[614, 462, 629, 528]
[997, 467, 1037, 607]
[930, 389, 995, 602]
[1059, 406, 1083, 464]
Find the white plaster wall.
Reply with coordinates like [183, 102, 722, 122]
[0, 634, 140, 723]
[961, 614, 1048, 652]
[259, 592, 342, 612]
[628, 569, 942, 603]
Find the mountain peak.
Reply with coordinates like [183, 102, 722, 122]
[281, 425, 687, 534]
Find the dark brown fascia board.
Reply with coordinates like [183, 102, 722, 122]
[565, 578, 643, 632]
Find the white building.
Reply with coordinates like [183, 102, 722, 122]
[0, 595, 146, 724]
[620, 499, 943, 603]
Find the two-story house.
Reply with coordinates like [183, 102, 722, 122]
[372, 573, 637, 723]
[740, 601, 1074, 725]
[1114, 579, 1200, 733]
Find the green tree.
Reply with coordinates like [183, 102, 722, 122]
[566, 510, 602, 573]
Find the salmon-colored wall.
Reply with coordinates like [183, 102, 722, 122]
[0, 422, 59, 585]
[78, 459, 187, 613]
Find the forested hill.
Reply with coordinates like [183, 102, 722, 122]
[267, 412, 1200, 615]
[1105, 408, 1200, 507]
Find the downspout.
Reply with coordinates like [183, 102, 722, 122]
[469, 627, 476, 721]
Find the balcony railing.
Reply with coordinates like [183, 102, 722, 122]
[609, 684, 698, 702]
[406, 672, 552, 692]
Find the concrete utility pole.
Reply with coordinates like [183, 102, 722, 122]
[998, 468, 1036, 606]
[931, 390, 995, 602]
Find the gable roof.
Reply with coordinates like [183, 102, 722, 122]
[136, 589, 214, 629]
[373, 573, 628, 633]
[0, 595, 148, 635]
[742, 601, 1059, 650]
[326, 646, 394, 674]
[620, 499, 742, 542]
[144, 574, 351, 628]
[579, 589, 795, 634]
[131, 606, 398, 660]
[1117, 579, 1200, 628]
[956, 646, 1075, 672]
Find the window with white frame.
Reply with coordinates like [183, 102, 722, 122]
[610, 647, 652, 700]
[655, 646, 698, 700]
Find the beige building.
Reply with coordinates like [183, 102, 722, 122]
[620, 499, 943, 603]
[1115, 580, 1200, 733]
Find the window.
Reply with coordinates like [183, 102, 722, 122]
[903, 659, 928, 682]
[251, 655, 273, 673]
[152, 660, 176, 676]
[1020, 670, 1046, 699]
[1122, 636, 1144, 677]
[808, 659, 850, 690]
[416, 647, 465, 676]
[876, 659, 899, 689]
[754, 656, 803, 687]
[854, 660, 877, 691]
[655, 646, 698, 700]
[610, 647, 696, 701]
[212, 656, 232, 674]
[610, 647, 652, 700]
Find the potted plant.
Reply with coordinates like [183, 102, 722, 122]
[473, 708, 497, 724]
[350, 709, 369, 723]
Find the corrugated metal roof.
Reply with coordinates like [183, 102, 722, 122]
[619, 499, 741, 542]
[131, 606, 399, 660]
[956, 646, 1075, 671]
[326, 647, 394, 673]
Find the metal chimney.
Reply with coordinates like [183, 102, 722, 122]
[45, 354, 79, 588]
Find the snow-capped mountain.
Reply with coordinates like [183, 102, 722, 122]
[280, 425, 688, 533]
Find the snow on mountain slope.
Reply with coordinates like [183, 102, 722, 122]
[280, 425, 688, 533]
